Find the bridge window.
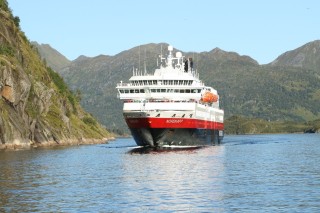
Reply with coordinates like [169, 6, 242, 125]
[191, 89, 201, 93]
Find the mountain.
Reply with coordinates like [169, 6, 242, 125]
[0, 0, 112, 150]
[38, 41, 320, 134]
[32, 42, 71, 71]
[271, 40, 320, 72]
[198, 43, 320, 121]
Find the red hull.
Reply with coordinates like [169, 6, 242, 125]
[125, 117, 224, 130]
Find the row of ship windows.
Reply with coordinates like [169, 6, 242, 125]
[130, 80, 193, 86]
[119, 88, 202, 94]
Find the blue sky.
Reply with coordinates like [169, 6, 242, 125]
[8, 0, 320, 64]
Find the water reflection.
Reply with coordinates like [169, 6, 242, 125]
[127, 146, 203, 154]
[121, 145, 226, 212]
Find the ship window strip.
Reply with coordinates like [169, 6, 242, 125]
[142, 88, 201, 93]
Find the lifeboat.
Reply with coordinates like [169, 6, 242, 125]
[201, 91, 218, 103]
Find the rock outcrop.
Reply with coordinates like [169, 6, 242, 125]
[0, 1, 112, 150]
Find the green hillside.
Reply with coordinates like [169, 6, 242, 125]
[0, 0, 112, 150]
[225, 116, 320, 134]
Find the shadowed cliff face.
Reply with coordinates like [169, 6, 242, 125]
[0, 57, 31, 146]
[0, 1, 111, 149]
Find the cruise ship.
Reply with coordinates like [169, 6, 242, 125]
[116, 45, 224, 147]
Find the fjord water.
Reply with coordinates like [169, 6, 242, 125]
[1, 134, 319, 212]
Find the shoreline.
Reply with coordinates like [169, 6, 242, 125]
[0, 137, 116, 151]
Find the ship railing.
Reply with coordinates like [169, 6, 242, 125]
[117, 82, 205, 87]
[117, 82, 131, 87]
[123, 99, 199, 103]
[123, 99, 220, 107]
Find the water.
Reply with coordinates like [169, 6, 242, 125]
[1, 134, 319, 212]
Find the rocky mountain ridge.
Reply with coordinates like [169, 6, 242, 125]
[271, 40, 320, 71]
[32, 42, 71, 71]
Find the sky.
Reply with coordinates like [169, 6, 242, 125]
[8, 0, 320, 64]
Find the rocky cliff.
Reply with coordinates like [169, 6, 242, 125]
[0, 1, 112, 150]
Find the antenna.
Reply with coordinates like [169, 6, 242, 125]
[193, 52, 195, 70]
[160, 44, 163, 67]
[139, 46, 141, 72]
[144, 48, 147, 75]
[196, 51, 199, 76]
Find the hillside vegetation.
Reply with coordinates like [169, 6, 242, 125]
[225, 116, 320, 134]
[0, 0, 112, 149]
